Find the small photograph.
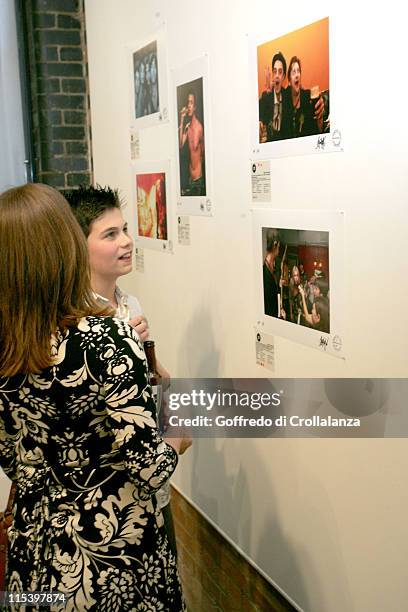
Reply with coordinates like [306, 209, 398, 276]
[262, 227, 330, 333]
[176, 77, 206, 197]
[133, 41, 159, 119]
[249, 17, 341, 158]
[257, 18, 330, 143]
[173, 56, 213, 216]
[136, 172, 167, 240]
[128, 28, 169, 129]
[253, 209, 344, 357]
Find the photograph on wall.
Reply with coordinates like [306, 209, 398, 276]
[173, 56, 213, 216]
[250, 17, 342, 158]
[128, 27, 169, 129]
[132, 160, 173, 253]
[133, 41, 159, 118]
[252, 209, 344, 357]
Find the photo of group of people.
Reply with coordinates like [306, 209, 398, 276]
[256, 17, 330, 144]
[133, 41, 159, 119]
[177, 77, 206, 197]
[262, 226, 330, 334]
[136, 172, 168, 240]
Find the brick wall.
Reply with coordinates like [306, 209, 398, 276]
[21, 0, 92, 188]
[171, 486, 297, 612]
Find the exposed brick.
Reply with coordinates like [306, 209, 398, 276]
[67, 172, 91, 187]
[65, 141, 87, 155]
[39, 172, 65, 187]
[45, 94, 86, 109]
[57, 15, 81, 29]
[39, 46, 58, 61]
[37, 78, 61, 94]
[25, 0, 92, 190]
[66, 157, 89, 173]
[249, 581, 293, 612]
[219, 577, 243, 611]
[42, 156, 88, 172]
[40, 109, 62, 125]
[40, 141, 64, 157]
[35, 29, 80, 46]
[197, 567, 222, 603]
[171, 487, 296, 612]
[61, 78, 86, 93]
[60, 47, 83, 62]
[177, 543, 198, 580]
[35, 0, 79, 12]
[44, 62, 83, 77]
[64, 110, 86, 124]
[199, 588, 222, 611]
[33, 13, 55, 28]
[39, 123, 54, 143]
[181, 578, 201, 611]
[52, 126, 85, 140]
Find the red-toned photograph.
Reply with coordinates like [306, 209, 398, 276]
[136, 172, 167, 240]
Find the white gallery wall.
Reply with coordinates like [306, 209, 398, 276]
[85, 1, 408, 611]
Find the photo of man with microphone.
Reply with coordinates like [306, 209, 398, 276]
[177, 78, 206, 197]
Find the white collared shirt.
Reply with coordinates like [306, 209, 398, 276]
[94, 287, 143, 322]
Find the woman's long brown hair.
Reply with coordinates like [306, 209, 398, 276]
[0, 183, 112, 376]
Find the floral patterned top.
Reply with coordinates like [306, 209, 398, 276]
[0, 317, 185, 611]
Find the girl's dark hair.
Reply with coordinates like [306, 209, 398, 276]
[63, 184, 122, 237]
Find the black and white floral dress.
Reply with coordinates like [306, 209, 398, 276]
[0, 317, 185, 611]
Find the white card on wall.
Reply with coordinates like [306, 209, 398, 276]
[130, 129, 140, 160]
[135, 247, 144, 272]
[251, 160, 271, 202]
[255, 328, 275, 371]
[177, 216, 190, 245]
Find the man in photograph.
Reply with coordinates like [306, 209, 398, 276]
[287, 55, 324, 137]
[263, 229, 280, 317]
[178, 89, 205, 196]
[258, 51, 324, 142]
[259, 51, 291, 142]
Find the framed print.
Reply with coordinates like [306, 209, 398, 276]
[250, 17, 343, 158]
[131, 159, 173, 253]
[252, 208, 345, 357]
[128, 27, 169, 129]
[173, 55, 213, 216]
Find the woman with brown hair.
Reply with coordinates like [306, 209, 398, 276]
[0, 183, 187, 610]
